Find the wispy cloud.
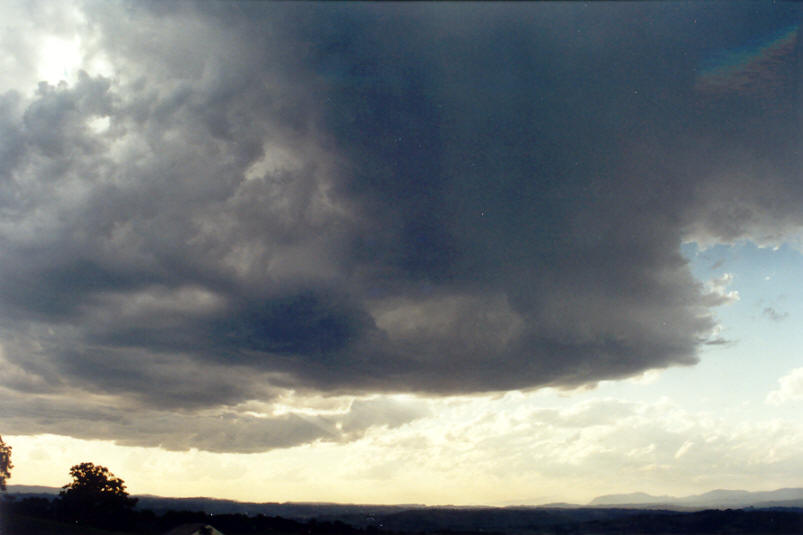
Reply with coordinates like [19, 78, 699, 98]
[763, 307, 789, 322]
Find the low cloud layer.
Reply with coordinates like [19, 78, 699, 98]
[1, 2, 801, 452]
[0, 386, 429, 453]
[375, 395, 803, 501]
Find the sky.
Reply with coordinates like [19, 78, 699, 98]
[1, 1, 803, 506]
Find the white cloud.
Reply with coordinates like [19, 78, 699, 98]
[674, 440, 694, 459]
[331, 393, 803, 503]
[702, 273, 740, 306]
[766, 367, 803, 405]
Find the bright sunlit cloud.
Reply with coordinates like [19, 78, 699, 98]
[766, 367, 803, 405]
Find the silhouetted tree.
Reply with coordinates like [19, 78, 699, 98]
[58, 462, 137, 529]
[0, 435, 11, 491]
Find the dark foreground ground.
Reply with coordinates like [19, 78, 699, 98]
[3, 498, 803, 535]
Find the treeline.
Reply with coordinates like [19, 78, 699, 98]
[567, 508, 803, 534]
[5, 496, 803, 535]
[2, 496, 367, 535]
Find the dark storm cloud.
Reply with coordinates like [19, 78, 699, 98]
[1, 2, 801, 451]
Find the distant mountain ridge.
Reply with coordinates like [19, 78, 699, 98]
[4, 485, 427, 520]
[6, 485, 803, 515]
[4, 484, 60, 495]
[589, 488, 803, 508]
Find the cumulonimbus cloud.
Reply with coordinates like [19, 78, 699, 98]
[1, 1, 801, 452]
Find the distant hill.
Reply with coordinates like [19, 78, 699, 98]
[590, 488, 803, 509]
[4, 485, 426, 520]
[135, 496, 427, 520]
[6, 484, 802, 519]
[5, 485, 803, 534]
[4, 485, 60, 495]
[588, 492, 674, 506]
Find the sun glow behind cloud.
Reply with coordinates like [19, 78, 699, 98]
[36, 35, 83, 85]
[0, 2, 115, 97]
